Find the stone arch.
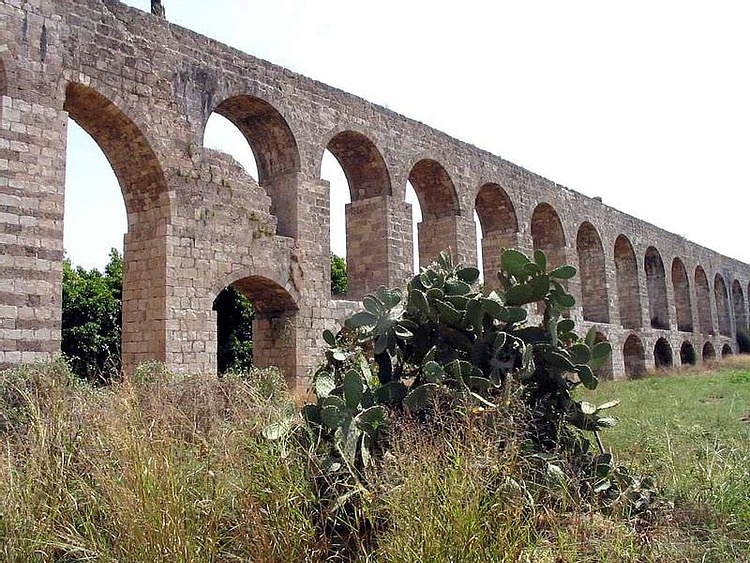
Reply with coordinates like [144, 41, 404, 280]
[474, 183, 518, 283]
[695, 266, 714, 335]
[576, 222, 609, 323]
[325, 130, 395, 297]
[623, 334, 646, 378]
[714, 274, 732, 337]
[531, 203, 566, 269]
[644, 247, 669, 329]
[702, 341, 716, 362]
[654, 337, 673, 369]
[325, 130, 391, 201]
[217, 274, 300, 378]
[721, 343, 733, 358]
[63, 81, 170, 374]
[408, 158, 459, 220]
[732, 280, 747, 333]
[680, 341, 696, 366]
[614, 235, 642, 329]
[210, 95, 300, 237]
[64, 82, 169, 218]
[671, 258, 693, 332]
[408, 159, 460, 266]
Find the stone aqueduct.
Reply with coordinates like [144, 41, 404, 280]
[2, 0, 749, 384]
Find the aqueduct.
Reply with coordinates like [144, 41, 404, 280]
[2, 0, 749, 385]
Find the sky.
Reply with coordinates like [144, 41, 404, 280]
[64, 0, 750, 271]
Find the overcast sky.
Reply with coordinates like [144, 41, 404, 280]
[64, 0, 750, 270]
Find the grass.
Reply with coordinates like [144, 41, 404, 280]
[1, 358, 749, 561]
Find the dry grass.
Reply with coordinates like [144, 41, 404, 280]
[1, 358, 749, 562]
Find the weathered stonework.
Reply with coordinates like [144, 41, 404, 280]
[2, 0, 749, 384]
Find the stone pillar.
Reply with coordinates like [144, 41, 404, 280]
[0, 94, 67, 369]
[418, 214, 476, 269]
[346, 195, 413, 299]
[481, 231, 521, 288]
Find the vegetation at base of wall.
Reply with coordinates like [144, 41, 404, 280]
[1, 358, 748, 562]
[61, 249, 122, 382]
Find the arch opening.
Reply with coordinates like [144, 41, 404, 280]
[695, 266, 714, 335]
[654, 338, 673, 369]
[680, 341, 696, 366]
[406, 181, 422, 274]
[671, 258, 693, 332]
[576, 222, 609, 323]
[593, 331, 614, 379]
[623, 334, 646, 378]
[475, 183, 518, 286]
[203, 112, 259, 181]
[645, 247, 669, 330]
[531, 203, 566, 270]
[408, 159, 460, 267]
[214, 275, 299, 377]
[325, 132, 393, 297]
[614, 235, 642, 329]
[714, 274, 732, 337]
[702, 341, 716, 362]
[721, 343, 733, 358]
[210, 95, 300, 238]
[63, 82, 170, 375]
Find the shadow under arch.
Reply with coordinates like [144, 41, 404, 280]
[0, 56, 6, 96]
[702, 341, 716, 362]
[63, 81, 171, 375]
[671, 257, 693, 332]
[644, 246, 669, 330]
[695, 266, 714, 335]
[654, 337, 673, 369]
[613, 235, 642, 330]
[215, 274, 300, 380]
[680, 341, 696, 366]
[210, 95, 300, 238]
[714, 273, 732, 337]
[475, 182, 518, 285]
[623, 334, 646, 378]
[408, 158, 461, 267]
[576, 222, 609, 323]
[531, 203, 566, 269]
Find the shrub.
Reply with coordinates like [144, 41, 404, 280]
[269, 249, 653, 559]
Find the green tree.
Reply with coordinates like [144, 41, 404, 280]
[62, 249, 122, 382]
[213, 286, 254, 374]
[331, 254, 347, 295]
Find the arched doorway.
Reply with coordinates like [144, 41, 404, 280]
[702, 342, 716, 362]
[654, 338, 673, 369]
[623, 334, 646, 378]
[215, 275, 300, 379]
[679, 341, 696, 366]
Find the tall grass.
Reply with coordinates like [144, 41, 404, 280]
[0, 360, 321, 562]
[2, 359, 749, 562]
